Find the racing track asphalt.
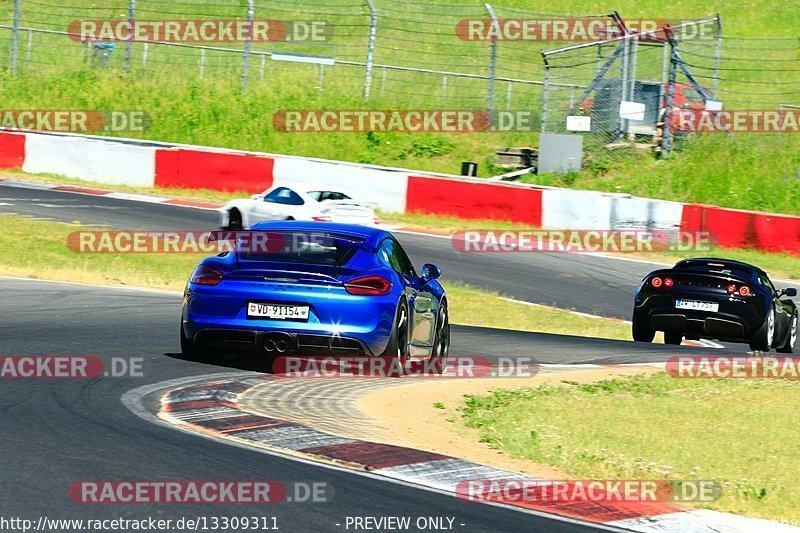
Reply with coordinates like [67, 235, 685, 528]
[0, 276, 640, 533]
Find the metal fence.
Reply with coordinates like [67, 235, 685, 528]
[1, 1, 799, 173]
[0, 0, 607, 112]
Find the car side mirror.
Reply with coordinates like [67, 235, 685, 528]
[421, 263, 442, 283]
[781, 288, 797, 298]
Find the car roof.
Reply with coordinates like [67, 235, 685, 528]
[272, 183, 345, 194]
[248, 221, 390, 247]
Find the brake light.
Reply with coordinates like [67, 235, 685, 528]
[738, 286, 751, 297]
[190, 265, 223, 286]
[344, 275, 392, 296]
[651, 277, 662, 288]
[312, 215, 333, 222]
[664, 277, 674, 288]
[727, 284, 737, 294]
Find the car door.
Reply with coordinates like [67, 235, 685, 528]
[252, 187, 304, 222]
[381, 238, 437, 355]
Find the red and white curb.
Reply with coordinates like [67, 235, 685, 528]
[126, 370, 794, 533]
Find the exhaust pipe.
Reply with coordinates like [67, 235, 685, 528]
[263, 332, 294, 354]
[275, 339, 289, 353]
[264, 340, 277, 352]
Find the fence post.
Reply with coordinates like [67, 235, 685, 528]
[484, 3, 498, 117]
[541, 55, 549, 133]
[11, 0, 20, 74]
[241, 0, 255, 90]
[363, 0, 377, 101]
[142, 42, 148, 70]
[661, 42, 678, 158]
[619, 35, 630, 138]
[125, 0, 135, 73]
[712, 13, 723, 98]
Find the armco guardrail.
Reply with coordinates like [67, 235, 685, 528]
[1, 129, 798, 254]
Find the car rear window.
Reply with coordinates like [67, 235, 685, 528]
[308, 191, 351, 202]
[674, 260, 753, 280]
[237, 231, 362, 266]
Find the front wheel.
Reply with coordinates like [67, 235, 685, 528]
[749, 306, 775, 352]
[379, 300, 410, 377]
[776, 311, 797, 354]
[428, 301, 450, 375]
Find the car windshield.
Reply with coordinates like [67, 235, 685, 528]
[237, 231, 362, 266]
[307, 191, 351, 202]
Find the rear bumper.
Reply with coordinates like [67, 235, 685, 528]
[635, 293, 765, 340]
[190, 327, 372, 356]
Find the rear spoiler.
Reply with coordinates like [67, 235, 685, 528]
[322, 199, 377, 209]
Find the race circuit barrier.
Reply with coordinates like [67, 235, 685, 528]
[681, 204, 800, 254]
[1, 128, 799, 254]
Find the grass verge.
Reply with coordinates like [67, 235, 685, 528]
[459, 372, 800, 519]
[0, 215, 632, 340]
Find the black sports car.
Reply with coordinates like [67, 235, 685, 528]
[633, 258, 798, 352]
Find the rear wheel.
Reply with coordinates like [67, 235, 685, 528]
[226, 209, 243, 230]
[180, 325, 210, 362]
[776, 311, 798, 354]
[632, 315, 655, 343]
[428, 301, 450, 375]
[664, 331, 683, 345]
[749, 306, 775, 352]
[379, 300, 410, 377]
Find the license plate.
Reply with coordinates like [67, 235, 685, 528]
[248, 303, 309, 320]
[675, 299, 719, 312]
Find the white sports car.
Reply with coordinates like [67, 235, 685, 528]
[219, 183, 381, 229]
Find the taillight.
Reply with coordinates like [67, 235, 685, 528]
[344, 275, 392, 296]
[738, 286, 751, 297]
[727, 284, 737, 294]
[664, 277, 674, 288]
[373, 217, 381, 225]
[312, 215, 333, 222]
[190, 265, 223, 286]
[651, 277, 662, 288]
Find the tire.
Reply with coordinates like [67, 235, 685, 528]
[664, 331, 683, 345]
[632, 315, 655, 343]
[428, 301, 450, 375]
[776, 311, 798, 354]
[749, 306, 776, 352]
[180, 325, 209, 362]
[379, 300, 410, 377]
[285, 216, 295, 221]
[226, 209, 243, 230]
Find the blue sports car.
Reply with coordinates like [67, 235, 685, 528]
[180, 222, 450, 375]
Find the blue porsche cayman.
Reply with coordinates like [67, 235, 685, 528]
[180, 222, 450, 374]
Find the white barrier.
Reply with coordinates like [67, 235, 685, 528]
[22, 133, 156, 187]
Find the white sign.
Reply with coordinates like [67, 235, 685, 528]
[705, 100, 723, 111]
[619, 101, 646, 121]
[566, 115, 592, 132]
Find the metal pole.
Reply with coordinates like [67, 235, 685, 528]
[125, 0, 135, 73]
[441, 74, 447, 103]
[142, 42, 148, 70]
[241, 0, 254, 90]
[619, 35, 630, 137]
[381, 66, 386, 97]
[11, 0, 20, 74]
[506, 81, 512, 110]
[318, 64, 325, 95]
[26, 29, 32, 64]
[628, 35, 638, 102]
[484, 3, 498, 117]
[712, 14, 723, 98]
[199, 48, 205, 77]
[541, 58, 549, 133]
[363, 0, 377, 101]
[661, 44, 678, 158]
[260, 53, 266, 80]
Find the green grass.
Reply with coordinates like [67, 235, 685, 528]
[459, 372, 800, 519]
[0, 214, 633, 340]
